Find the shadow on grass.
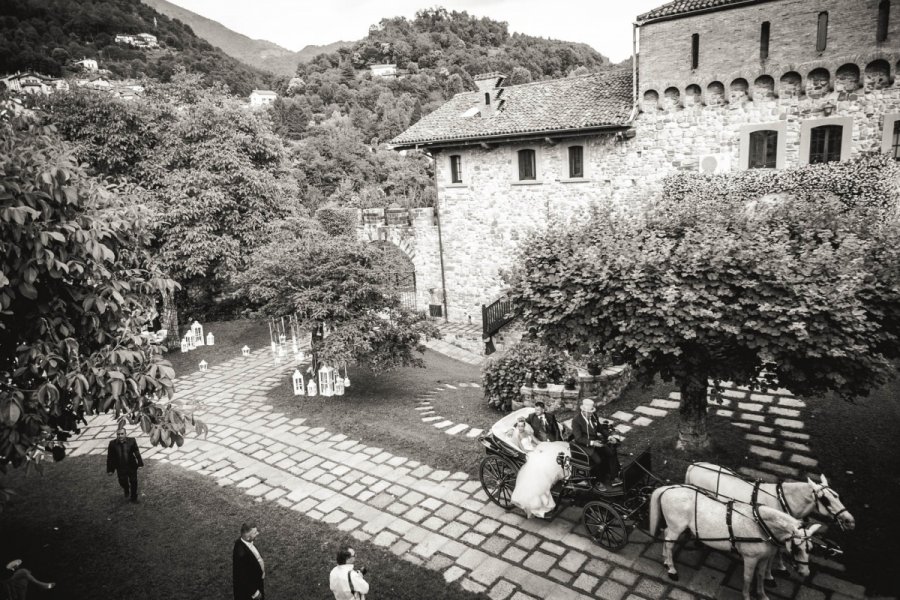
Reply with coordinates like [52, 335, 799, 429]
[0, 456, 488, 600]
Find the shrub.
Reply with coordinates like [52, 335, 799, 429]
[482, 341, 568, 411]
[315, 206, 358, 236]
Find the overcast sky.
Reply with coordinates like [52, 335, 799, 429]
[165, 0, 665, 63]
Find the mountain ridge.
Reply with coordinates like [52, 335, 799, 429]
[141, 0, 350, 76]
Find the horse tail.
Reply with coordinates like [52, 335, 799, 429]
[649, 485, 666, 537]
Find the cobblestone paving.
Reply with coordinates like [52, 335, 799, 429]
[67, 350, 882, 600]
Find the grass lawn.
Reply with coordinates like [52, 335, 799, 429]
[0, 456, 487, 600]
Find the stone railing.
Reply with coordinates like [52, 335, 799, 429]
[515, 364, 633, 413]
[357, 205, 435, 227]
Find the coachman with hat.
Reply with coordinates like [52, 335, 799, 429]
[570, 398, 622, 492]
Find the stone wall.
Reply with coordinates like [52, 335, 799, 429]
[429, 76, 900, 322]
[639, 0, 900, 99]
[518, 365, 634, 413]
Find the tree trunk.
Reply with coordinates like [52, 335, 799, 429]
[677, 361, 710, 450]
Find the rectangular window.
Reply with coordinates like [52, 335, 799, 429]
[749, 130, 778, 168]
[879, 1, 891, 42]
[893, 120, 900, 160]
[518, 149, 536, 180]
[760, 22, 770, 59]
[817, 12, 829, 51]
[809, 125, 843, 163]
[568, 145, 584, 178]
[450, 155, 462, 183]
[691, 33, 699, 69]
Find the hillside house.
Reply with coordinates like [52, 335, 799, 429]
[390, 0, 900, 327]
[249, 89, 277, 106]
[72, 58, 99, 72]
[115, 33, 158, 48]
[0, 72, 66, 95]
[370, 63, 398, 78]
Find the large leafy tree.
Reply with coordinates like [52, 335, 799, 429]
[0, 102, 205, 482]
[509, 158, 900, 449]
[236, 217, 440, 375]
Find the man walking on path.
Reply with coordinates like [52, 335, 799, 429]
[329, 547, 368, 600]
[233, 523, 265, 600]
[106, 427, 144, 502]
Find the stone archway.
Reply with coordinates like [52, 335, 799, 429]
[370, 240, 417, 312]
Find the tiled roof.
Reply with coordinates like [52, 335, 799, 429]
[390, 69, 633, 148]
[637, 0, 770, 23]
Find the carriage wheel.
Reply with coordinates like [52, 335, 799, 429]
[583, 501, 629, 551]
[479, 455, 517, 509]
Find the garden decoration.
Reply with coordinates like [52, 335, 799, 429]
[343, 364, 351, 388]
[180, 339, 189, 353]
[199, 360, 208, 372]
[242, 345, 251, 356]
[188, 333, 196, 350]
[318, 364, 336, 397]
[306, 378, 318, 397]
[334, 375, 345, 396]
[191, 321, 204, 346]
[206, 332, 215, 346]
[295, 350, 305, 364]
[292, 369, 305, 396]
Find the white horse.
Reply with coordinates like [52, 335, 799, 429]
[649, 485, 820, 600]
[686, 462, 854, 578]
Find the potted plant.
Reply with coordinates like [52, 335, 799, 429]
[535, 371, 548, 389]
[564, 372, 578, 391]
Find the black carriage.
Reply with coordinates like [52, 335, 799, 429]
[478, 407, 656, 551]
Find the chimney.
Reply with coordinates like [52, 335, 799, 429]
[473, 72, 506, 117]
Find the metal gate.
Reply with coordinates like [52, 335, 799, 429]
[381, 271, 417, 312]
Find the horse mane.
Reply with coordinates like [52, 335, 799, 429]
[755, 505, 800, 540]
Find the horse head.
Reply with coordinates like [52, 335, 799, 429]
[807, 475, 855, 531]
[784, 523, 821, 578]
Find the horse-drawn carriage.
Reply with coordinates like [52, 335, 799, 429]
[478, 407, 656, 550]
[478, 407, 852, 600]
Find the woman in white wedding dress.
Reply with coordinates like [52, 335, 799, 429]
[506, 416, 571, 518]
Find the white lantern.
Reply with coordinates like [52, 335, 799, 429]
[318, 365, 336, 397]
[279, 333, 286, 344]
[180, 339, 189, 353]
[199, 360, 208, 372]
[334, 376, 345, 396]
[206, 332, 215, 346]
[242, 345, 251, 356]
[292, 338, 299, 354]
[292, 369, 305, 396]
[306, 378, 318, 397]
[192, 321, 204, 346]
[186, 335, 196, 350]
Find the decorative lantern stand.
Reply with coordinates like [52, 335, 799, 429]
[181, 339, 189, 353]
[206, 332, 215, 346]
[306, 377, 318, 397]
[191, 321, 205, 346]
[318, 365, 336, 397]
[242, 345, 251, 357]
[292, 369, 305, 396]
[199, 360, 208, 372]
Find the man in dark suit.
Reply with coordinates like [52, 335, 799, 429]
[233, 523, 265, 600]
[570, 398, 622, 491]
[106, 427, 144, 502]
[525, 402, 563, 442]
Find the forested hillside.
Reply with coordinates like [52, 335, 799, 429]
[275, 8, 611, 208]
[0, 0, 273, 94]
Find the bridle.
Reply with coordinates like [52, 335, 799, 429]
[786, 532, 815, 567]
[812, 485, 851, 530]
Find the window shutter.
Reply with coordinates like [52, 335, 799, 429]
[816, 12, 829, 52]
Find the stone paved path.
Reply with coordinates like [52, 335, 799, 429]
[66, 350, 881, 600]
[416, 382, 485, 439]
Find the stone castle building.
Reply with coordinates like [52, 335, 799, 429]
[386, 0, 900, 330]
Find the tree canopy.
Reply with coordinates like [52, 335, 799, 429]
[235, 216, 440, 375]
[0, 101, 205, 479]
[509, 155, 900, 448]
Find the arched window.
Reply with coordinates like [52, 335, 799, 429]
[878, 0, 890, 42]
[817, 12, 829, 52]
[517, 149, 536, 180]
[760, 21, 770, 59]
[691, 33, 700, 69]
